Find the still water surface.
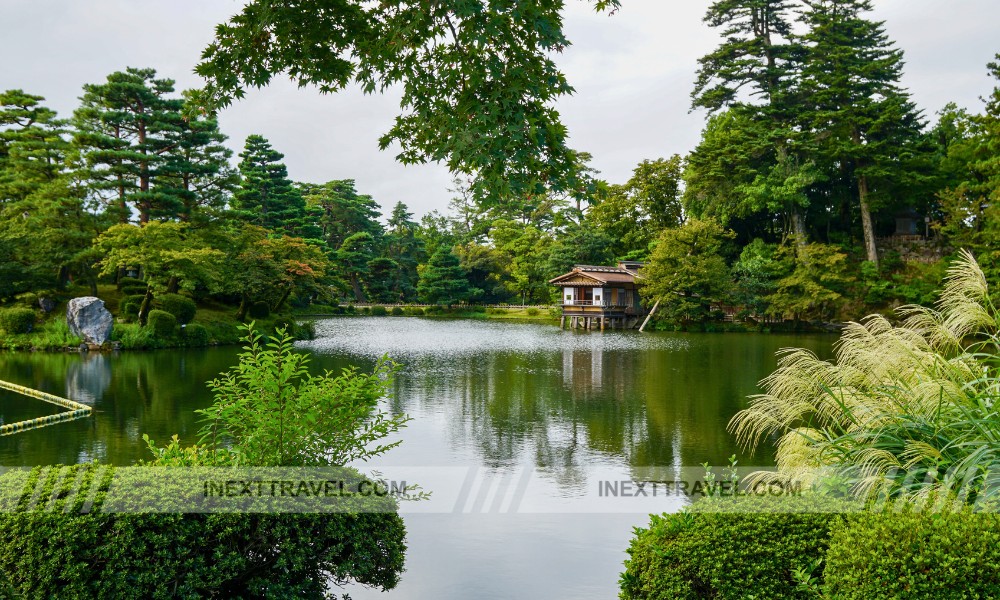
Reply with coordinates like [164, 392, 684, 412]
[0, 318, 831, 598]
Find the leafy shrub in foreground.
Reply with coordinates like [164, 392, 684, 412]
[155, 293, 197, 324]
[0, 308, 35, 334]
[620, 496, 850, 600]
[146, 309, 176, 339]
[823, 509, 1000, 599]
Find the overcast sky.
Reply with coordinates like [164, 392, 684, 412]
[2, 0, 998, 220]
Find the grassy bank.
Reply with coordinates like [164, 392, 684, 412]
[0, 286, 312, 352]
[294, 304, 561, 323]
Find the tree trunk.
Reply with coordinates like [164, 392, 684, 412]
[791, 208, 808, 245]
[858, 174, 879, 267]
[350, 276, 365, 303]
[166, 276, 179, 294]
[273, 286, 293, 313]
[138, 104, 150, 224]
[138, 287, 154, 326]
[236, 294, 250, 322]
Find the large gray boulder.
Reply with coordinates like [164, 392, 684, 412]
[67, 297, 113, 346]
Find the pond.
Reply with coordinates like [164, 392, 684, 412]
[0, 317, 832, 598]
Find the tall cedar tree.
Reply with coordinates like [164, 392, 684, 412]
[73, 68, 184, 223]
[233, 135, 309, 235]
[690, 0, 814, 240]
[798, 0, 925, 267]
[298, 179, 382, 250]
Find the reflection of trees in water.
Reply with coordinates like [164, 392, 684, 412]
[394, 335, 832, 475]
[0, 348, 242, 466]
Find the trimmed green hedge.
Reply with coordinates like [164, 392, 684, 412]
[0, 308, 35, 334]
[0, 464, 406, 599]
[823, 510, 1000, 599]
[390, 306, 405, 316]
[120, 294, 146, 318]
[621, 496, 853, 600]
[119, 279, 149, 296]
[371, 306, 389, 316]
[155, 294, 197, 324]
[146, 310, 176, 338]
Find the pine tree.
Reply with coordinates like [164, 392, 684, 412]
[233, 135, 309, 235]
[417, 246, 477, 305]
[691, 0, 815, 240]
[0, 89, 69, 203]
[798, 0, 925, 267]
[160, 92, 238, 223]
[73, 68, 184, 223]
[0, 90, 96, 290]
[383, 201, 424, 301]
[298, 179, 382, 249]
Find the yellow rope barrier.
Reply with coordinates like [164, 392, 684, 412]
[0, 379, 93, 436]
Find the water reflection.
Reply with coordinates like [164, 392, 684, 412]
[0, 318, 834, 600]
[65, 352, 111, 405]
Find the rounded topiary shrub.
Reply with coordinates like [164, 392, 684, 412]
[155, 294, 197, 324]
[405, 307, 425, 316]
[390, 306, 405, 316]
[526, 308, 540, 316]
[371, 306, 388, 316]
[120, 294, 146, 317]
[146, 309, 177, 339]
[248, 301, 270, 319]
[0, 308, 36, 334]
[181, 323, 210, 347]
[823, 509, 1000, 599]
[621, 496, 851, 600]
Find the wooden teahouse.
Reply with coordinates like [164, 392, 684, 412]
[549, 261, 647, 330]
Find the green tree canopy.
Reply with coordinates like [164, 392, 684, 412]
[640, 218, 736, 323]
[233, 135, 309, 235]
[193, 1, 621, 200]
[73, 68, 184, 223]
[417, 246, 478, 305]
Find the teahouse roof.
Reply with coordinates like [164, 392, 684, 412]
[549, 264, 641, 286]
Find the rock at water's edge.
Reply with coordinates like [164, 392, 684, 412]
[66, 297, 113, 346]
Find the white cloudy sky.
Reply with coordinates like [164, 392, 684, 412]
[2, 0, 998, 219]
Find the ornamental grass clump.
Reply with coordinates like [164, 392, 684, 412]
[730, 250, 1000, 505]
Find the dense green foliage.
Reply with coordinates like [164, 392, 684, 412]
[0, 307, 35, 334]
[147, 326, 410, 467]
[146, 309, 177, 339]
[0, 451, 406, 599]
[620, 496, 848, 599]
[732, 252, 1000, 504]
[2, 3, 1000, 332]
[823, 510, 1000, 599]
[155, 293, 197, 324]
[620, 499, 1000, 600]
